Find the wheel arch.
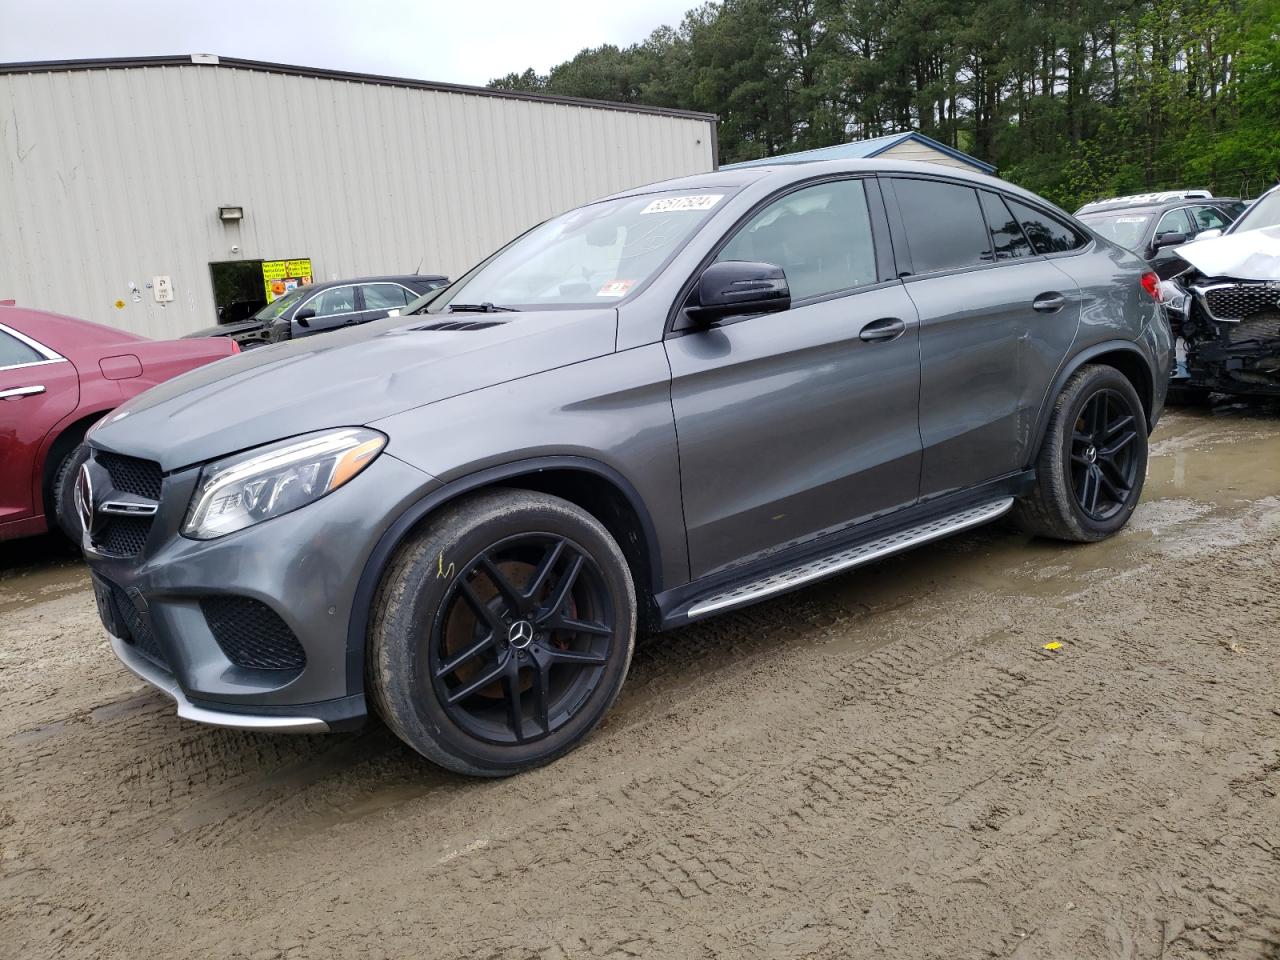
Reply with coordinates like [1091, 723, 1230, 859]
[1029, 341, 1156, 469]
[345, 455, 664, 698]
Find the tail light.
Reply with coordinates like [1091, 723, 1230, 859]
[229, 340, 241, 354]
[1140, 271, 1161, 301]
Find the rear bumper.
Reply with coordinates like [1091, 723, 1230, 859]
[110, 632, 332, 732]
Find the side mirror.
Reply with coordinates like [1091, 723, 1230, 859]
[1153, 231, 1187, 251]
[687, 261, 790, 324]
[1195, 227, 1222, 241]
[294, 308, 315, 328]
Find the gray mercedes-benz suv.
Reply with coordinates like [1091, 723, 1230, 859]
[81, 159, 1171, 776]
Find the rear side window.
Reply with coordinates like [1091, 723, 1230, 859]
[979, 192, 1033, 260]
[362, 283, 413, 310]
[0, 330, 44, 368]
[893, 179, 991, 274]
[1006, 199, 1088, 254]
[717, 178, 877, 301]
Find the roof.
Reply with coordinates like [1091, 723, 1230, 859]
[0, 54, 719, 123]
[1076, 190, 1217, 214]
[720, 132, 996, 175]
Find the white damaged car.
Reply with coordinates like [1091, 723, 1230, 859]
[1165, 185, 1280, 402]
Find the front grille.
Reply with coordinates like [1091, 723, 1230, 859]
[1203, 283, 1280, 323]
[98, 515, 152, 557]
[1226, 314, 1280, 344]
[90, 451, 161, 557]
[201, 597, 306, 671]
[96, 451, 162, 500]
[110, 583, 166, 667]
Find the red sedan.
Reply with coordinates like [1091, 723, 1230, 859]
[0, 303, 238, 542]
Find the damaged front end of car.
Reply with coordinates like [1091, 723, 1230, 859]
[1166, 226, 1280, 397]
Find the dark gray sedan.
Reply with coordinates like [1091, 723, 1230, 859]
[187, 274, 448, 348]
[81, 159, 1171, 776]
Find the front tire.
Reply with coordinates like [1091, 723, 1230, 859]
[367, 488, 637, 777]
[1014, 365, 1148, 542]
[52, 443, 91, 542]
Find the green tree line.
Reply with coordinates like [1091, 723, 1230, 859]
[490, 0, 1280, 209]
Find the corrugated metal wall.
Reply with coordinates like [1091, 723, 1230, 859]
[0, 62, 716, 337]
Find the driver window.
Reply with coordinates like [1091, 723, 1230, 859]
[716, 179, 876, 301]
[1154, 209, 1191, 238]
[308, 286, 356, 317]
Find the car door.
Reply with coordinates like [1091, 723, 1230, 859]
[666, 177, 922, 579]
[885, 178, 1083, 499]
[1149, 207, 1193, 274]
[0, 325, 78, 525]
[293, 284, 360, 336]
[1187, 204, 1233, 237]
[358, 282, 415, 323]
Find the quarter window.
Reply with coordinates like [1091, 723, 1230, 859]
[893, 179, 992, 274]
[979, 192, 1033, 260]
[0, 330, 44, 368]
[716, 179, 877, 301]
[1006, 199, 1088, 253]
[306, 286, 357, 317]
[362, 283, 413, 310]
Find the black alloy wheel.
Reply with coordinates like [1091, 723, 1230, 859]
[1069, 388, 1141, 522]
[368, 488, 637, 777]
[1014, 363, 1149, 542]
[429, 534, 615, 745]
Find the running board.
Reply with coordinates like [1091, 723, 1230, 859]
[685, 497, 1015, 620]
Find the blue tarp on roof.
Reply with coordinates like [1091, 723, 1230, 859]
[721, 131, 996, 175]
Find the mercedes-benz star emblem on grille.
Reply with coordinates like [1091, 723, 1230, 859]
[74, 463, 94, 536]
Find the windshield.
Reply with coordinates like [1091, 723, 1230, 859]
[1230, 188, 1280, 234]
[1078, 212, 1151, 251]
[429, 190, 731, 312]
[251, 285, 310, 322]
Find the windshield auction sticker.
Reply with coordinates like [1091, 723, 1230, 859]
[597, 280, 635, 297]
[641, 194, 723, 214]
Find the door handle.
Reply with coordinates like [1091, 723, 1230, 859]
[0, 385, 45, 400]
[1032, 293, 1066, 313]
[858, 317, 906, 343]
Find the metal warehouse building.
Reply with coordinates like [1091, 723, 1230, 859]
[0, 55, 718, 337]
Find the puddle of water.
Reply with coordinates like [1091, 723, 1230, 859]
[819, 405, 1280, 634]
[0, 552, 89, 616]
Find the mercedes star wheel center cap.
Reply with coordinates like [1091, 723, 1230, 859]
[508, 620, 535, 649]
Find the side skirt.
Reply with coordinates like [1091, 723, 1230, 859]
[656, 474, 1031, 628]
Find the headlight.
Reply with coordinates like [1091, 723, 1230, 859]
[182, 428, 386, 539]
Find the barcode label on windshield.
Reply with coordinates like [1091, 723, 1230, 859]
[641, 194, 723, 215]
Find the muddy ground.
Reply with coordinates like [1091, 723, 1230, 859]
[2, 403, 1278, 960]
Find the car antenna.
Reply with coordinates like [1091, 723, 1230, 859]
[413, 256, 424, 276]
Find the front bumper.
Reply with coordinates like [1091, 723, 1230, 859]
[84, 448, 434, 728]
[110, 632, 330, 732]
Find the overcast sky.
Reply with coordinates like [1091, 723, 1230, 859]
[0, 0, 694, 87]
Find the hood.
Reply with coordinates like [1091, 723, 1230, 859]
[183, 319, 265, 339]
[1175, 225, 1280, 281]
[91, 309, 618, 470]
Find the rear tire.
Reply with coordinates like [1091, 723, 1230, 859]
[1014, 365, 1148, 542]
[367, 488, 637, 777]
[52, 443, 90, 543]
